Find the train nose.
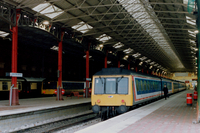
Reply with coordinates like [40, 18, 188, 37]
[117, 105, 127, 114]
[92, 105, 100, 113]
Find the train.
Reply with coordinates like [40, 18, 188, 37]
[41, 80, 92, 96]
[0, 77, 90, 99]
[91, 68, 186, 116]
[0, 77, 44, 99]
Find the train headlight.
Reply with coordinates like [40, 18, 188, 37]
[92, 105, 100, 114]
[97, 99, 101, 103]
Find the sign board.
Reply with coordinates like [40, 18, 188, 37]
[185, 81, 189, 83]
[9, 73, 23, 77]
[86, 78, 91, 81]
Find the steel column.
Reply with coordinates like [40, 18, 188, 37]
[197, 0, 200, 122]
[57, 31, 64, 100]
[118, 61, 120, 68]
[128, 62, 130, 70]
[104, 51, 108, 68]
[85, 44, 90, 97]
[10, 9, 20, 106]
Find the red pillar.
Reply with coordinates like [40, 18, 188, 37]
[135, 67, 138, 72]
[147, 70, 149, 74]
[10, 9, 21, 106]
[104, 51, 108, 68]
[86, 44, 90, 97]
[128, 63, 130, 70]
[142, 69, 144, 73]
[57, 32, 64, 100]
[118, 61, 120, 68]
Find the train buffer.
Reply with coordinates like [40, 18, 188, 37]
[68, 92, 83, 99]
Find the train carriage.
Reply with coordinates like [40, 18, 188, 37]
[92, 68, 186, 115]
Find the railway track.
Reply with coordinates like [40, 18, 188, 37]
[12, 111, 97, 133]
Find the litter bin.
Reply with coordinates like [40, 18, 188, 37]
[187, 93, 192, 106]
[194, 91, 198, 101]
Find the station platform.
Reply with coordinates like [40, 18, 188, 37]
[76, 90, 200, 133]
[0, 96, 91, 117]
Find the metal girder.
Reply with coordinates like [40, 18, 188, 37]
[0, 1, 16, 26]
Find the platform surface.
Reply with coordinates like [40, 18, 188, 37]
[0, 97, 90, 117]
[76, 90, 200, 133]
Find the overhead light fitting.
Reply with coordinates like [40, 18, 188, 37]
[194, 30, 199, 34]
[43, 21, 49, 25]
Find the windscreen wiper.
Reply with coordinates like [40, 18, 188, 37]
[117, 76, 124, 82]
[99, 76, 103, 84]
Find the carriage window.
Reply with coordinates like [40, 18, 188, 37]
[118, 78, 128, 94]
[18, 82, 21, 90]
[105, 78, 116, 94]
[94, 78, 104, 94]
[2, 82, 8, 90]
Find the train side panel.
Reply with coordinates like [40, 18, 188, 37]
[132, 76, 161, 104]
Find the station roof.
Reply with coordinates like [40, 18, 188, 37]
[0, 0, 198, 73]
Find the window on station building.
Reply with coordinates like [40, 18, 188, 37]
[32, 3, 64, 19]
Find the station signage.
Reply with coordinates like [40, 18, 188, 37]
[9, 73, 23, 77]
[86, 78, 91, 81]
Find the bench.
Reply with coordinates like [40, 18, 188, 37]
[68, 92, 83, 99]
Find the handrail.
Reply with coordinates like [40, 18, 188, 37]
[9, 84, 14, 106]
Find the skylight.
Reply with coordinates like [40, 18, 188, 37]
[32, 3, 64, 19]
[145, 59, 151, 63]
[190, 39, 195, 43]
[140, 56, 147, 61]
[113, 42, 124, 48]
[188, 30, 194, 34]
[186, 16, 196, 26]
[118, 0, 184, 69]
[72, 21, 93, 33]
[123, 48, 133, 54]
[132, 53, 141, 58]
[189, 34, 196, 37]
[154, 63, 159, 66]
[96, 34, 111, 43]
[150, 61, 155, 65]
[0, 31, 9, 38]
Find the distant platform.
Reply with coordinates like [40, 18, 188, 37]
[0, 97, 91, 117]
[76, 90, 200, 133]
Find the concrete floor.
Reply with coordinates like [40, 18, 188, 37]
[76, 90, 200, 133]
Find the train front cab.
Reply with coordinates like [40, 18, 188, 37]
[91, 75, 133, 114]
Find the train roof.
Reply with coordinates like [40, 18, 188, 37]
[94, 68, 160, 79]
[94, 68, 185, 84]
